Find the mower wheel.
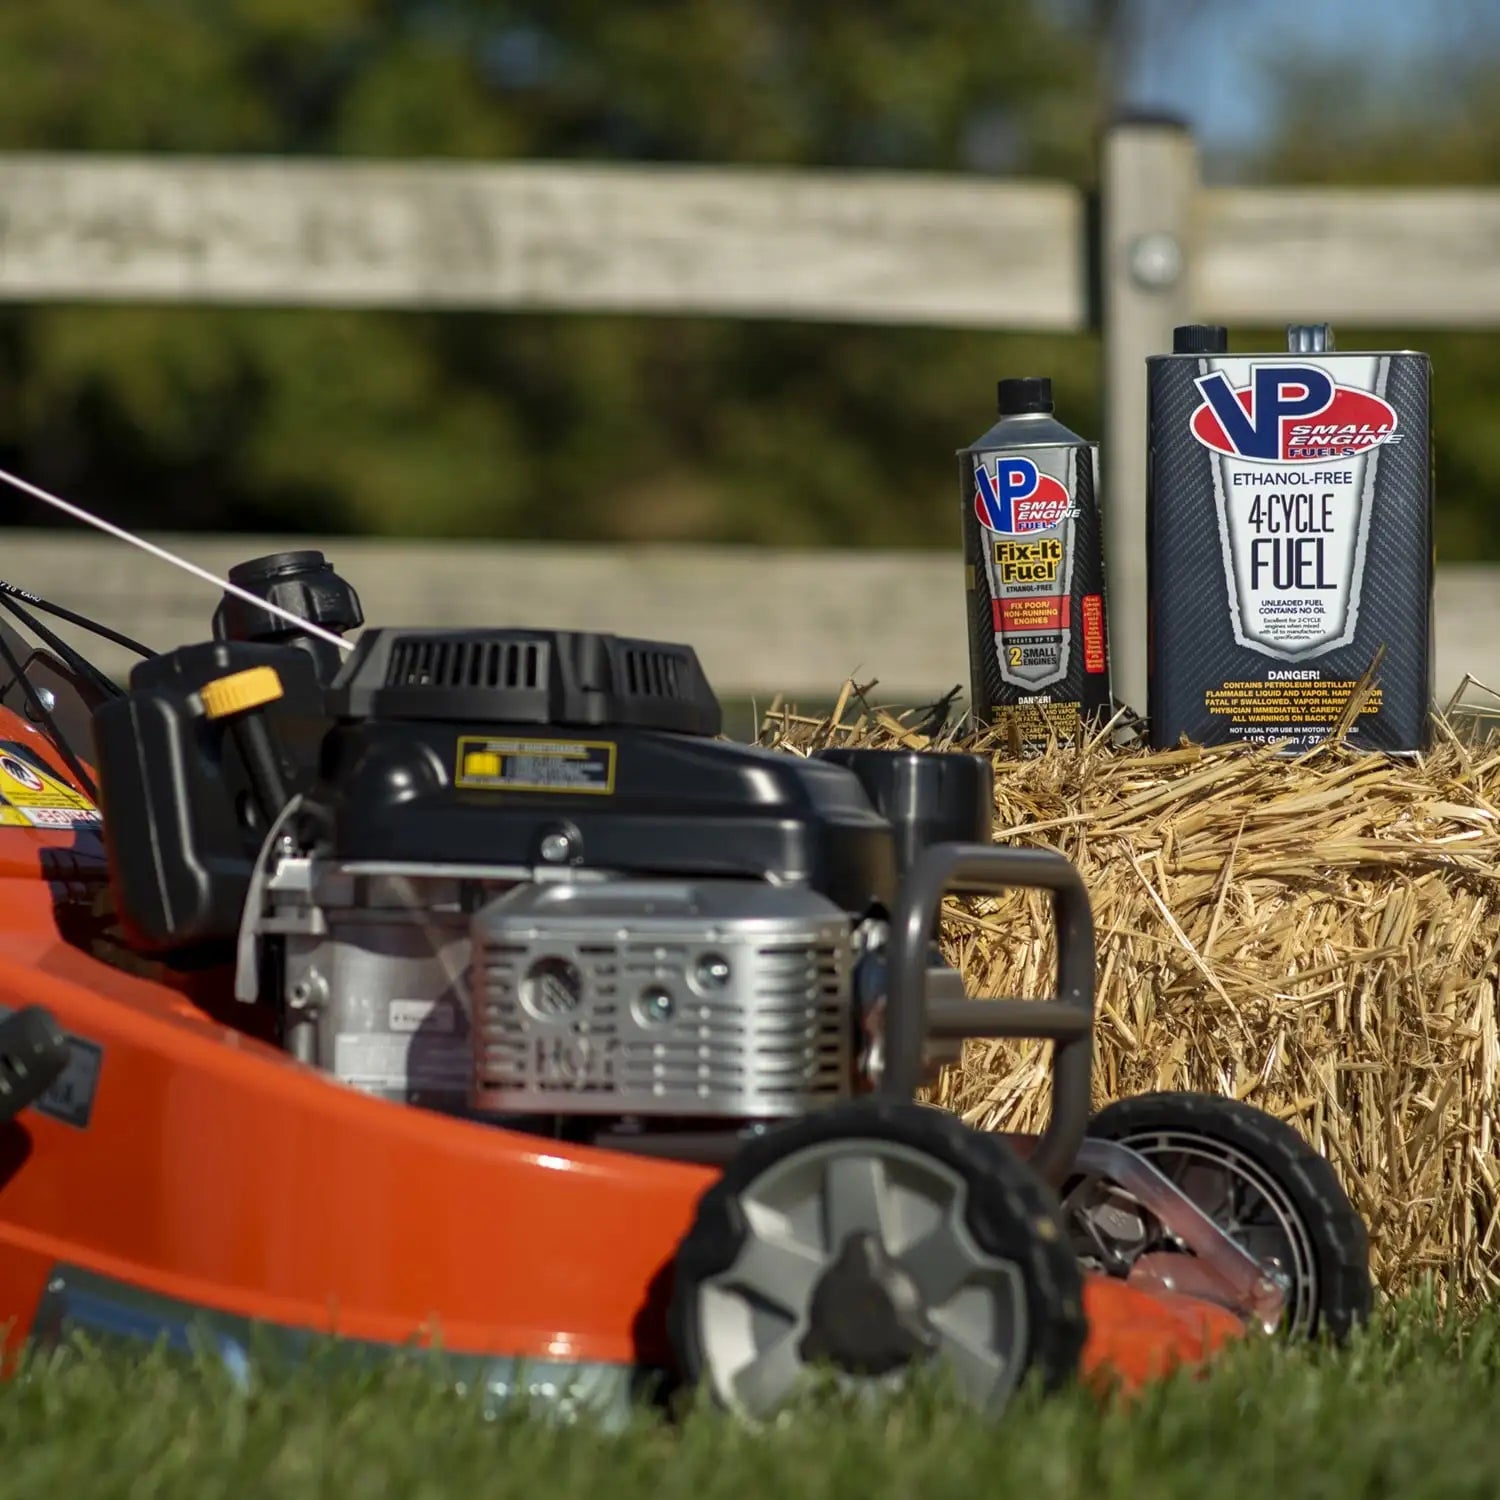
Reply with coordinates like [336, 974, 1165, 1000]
[667, 1100, 1085, 1423]
[1065, 1091, 1371, 1340]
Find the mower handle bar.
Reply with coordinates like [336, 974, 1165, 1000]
[878, 842, 1095, 1188]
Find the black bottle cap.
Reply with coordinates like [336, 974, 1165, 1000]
[997, 377, 1053, 415]
[1172, 324, 1229, 354]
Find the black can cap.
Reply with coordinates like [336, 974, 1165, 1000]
[997, 377, 1053, 415]
[1172, 324, 1229, 354]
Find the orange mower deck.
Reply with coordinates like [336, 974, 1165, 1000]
[0, 705, 1245, 1405]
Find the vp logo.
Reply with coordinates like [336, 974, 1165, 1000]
[973, 456, 1072, 534]
[1190, 363, 1397, 464]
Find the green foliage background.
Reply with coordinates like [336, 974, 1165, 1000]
[0, 4, 1495, 558]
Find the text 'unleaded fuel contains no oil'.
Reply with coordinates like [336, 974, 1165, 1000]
[1147, 323, 1433, 754]
[960, 377, 1112, 749]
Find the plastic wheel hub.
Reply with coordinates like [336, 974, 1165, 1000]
[798, 1230, 939, 1375]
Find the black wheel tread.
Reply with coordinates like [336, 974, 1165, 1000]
[1085, 1090, 1371, 1339]
[667, 1100, 1088, 1408]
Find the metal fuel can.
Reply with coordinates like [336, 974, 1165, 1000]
[1146, 323, 1433, 754]
[959, 377, 1112, 749]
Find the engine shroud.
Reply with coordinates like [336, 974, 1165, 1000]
[470, 878, 853, 1118]
[306, 626, 904, 916]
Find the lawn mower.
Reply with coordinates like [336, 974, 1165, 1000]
[0, 541, 1370, 1425]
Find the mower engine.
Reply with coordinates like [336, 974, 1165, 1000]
[95, 615, 1083, 1159]
[256, 627, 991, 1139]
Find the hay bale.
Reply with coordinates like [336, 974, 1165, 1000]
[759, 678, 1500, 1306]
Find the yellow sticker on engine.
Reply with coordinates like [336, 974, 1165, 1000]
[0, 742, 101, 828]
[455, 736, 617, 795]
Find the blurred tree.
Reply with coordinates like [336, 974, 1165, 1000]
[0, 0, 1107, 546]
[1255, 49, 1500, 563]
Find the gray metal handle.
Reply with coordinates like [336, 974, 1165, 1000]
[879, 841, 1095, 1187]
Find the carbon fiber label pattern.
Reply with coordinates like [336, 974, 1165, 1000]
[1147, 351, 1432, 753]
[961, 441, 1112, 746]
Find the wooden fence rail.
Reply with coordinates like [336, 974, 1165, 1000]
[3, 122, 1498, 709]
[5, 532, 1495, 718]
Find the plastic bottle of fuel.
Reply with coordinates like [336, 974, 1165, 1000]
[959, 377, 1112, 750]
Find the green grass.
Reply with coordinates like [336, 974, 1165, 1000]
[5, 1291, 1500, 1500]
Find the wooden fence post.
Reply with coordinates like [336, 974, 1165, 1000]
[1100, 116, 1199, 717]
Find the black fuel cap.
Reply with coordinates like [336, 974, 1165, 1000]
[1172, 324, 1229, 354]
[212, 550, 364, 643]
[997, 376, 1053, 415]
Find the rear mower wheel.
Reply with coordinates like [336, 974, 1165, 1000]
[1062, 1092, 1371, 1340]
[666, 1100, 1085, 1422]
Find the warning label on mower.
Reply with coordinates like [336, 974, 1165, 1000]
[455, 736, 617, 795]
[0, 743, 101, 829]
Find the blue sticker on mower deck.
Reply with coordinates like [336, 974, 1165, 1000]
[0, 1003, 103, 1128]
[30, 1263, 655, 1429]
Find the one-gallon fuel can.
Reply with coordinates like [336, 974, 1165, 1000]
[959, 377, 1112, 748]
[1146, 323, 1433, 754]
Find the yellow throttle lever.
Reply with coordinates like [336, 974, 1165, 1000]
[197, 665, 289, 827]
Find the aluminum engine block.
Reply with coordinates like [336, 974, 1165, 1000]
[247, 858, 520, 1112]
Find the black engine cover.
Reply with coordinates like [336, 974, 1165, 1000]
[309, 720, 900, 916]
[89, 625, 989, 954]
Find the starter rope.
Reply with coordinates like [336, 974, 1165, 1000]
[0, 462, 355, 654]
